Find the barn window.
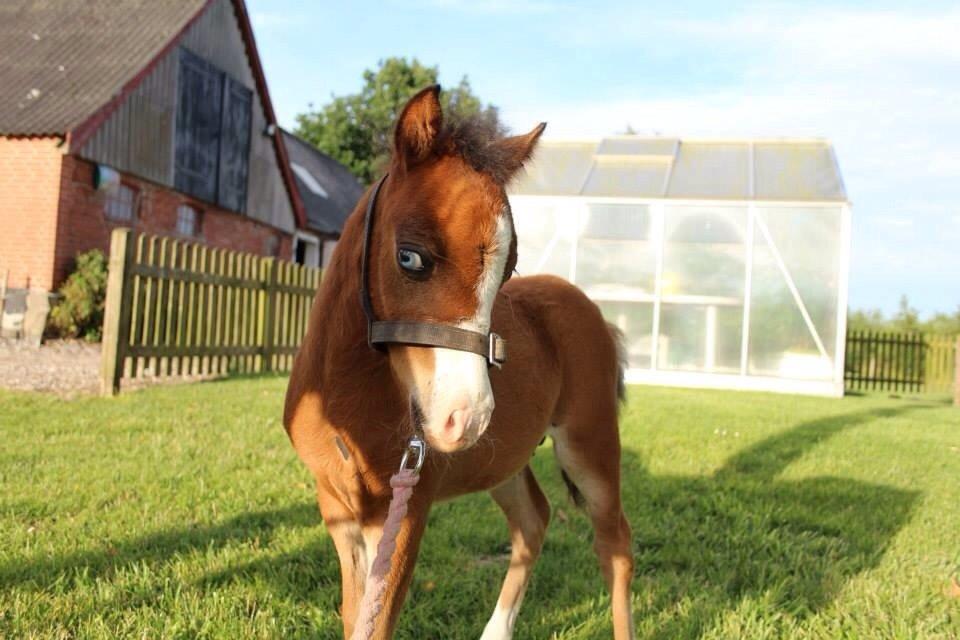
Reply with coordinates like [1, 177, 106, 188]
[265, 234, 281, 257]
[174, 48, 252, 213]
[176, 204, 201, 237]
[104, 184, 137, 221]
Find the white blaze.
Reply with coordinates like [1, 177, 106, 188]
[424, 211, 511, 448]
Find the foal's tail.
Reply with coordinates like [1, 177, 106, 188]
[606, 322, 628, 408]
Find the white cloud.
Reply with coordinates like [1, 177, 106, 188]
[502, 5, 960, 314]
[928, 152, 960, 177]
[877, 217, 914, 228]
[413, 0, 558, 14]
[504, 6, 960, 206]
[666, 9, 960, 68]
[251, 11, 302, 30]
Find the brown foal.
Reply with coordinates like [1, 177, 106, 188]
[284, 86, 635, 639]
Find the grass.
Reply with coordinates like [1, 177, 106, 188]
[1, 378, 958, 639]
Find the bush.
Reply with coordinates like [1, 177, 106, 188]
[47, 249, 109, 341]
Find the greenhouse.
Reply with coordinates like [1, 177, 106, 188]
[509, 137, 851, 396]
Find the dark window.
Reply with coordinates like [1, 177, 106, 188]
[104, 184, 138, 221]
[176, 204, 201, 237]
[265, 234, 281, 257]
[218, 77, 252, 212]
[174, 48, 252, 213]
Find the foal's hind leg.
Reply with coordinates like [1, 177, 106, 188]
[551, 421, 635, 639]
[481, 466, 551, 640]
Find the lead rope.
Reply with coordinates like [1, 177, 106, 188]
[350, 437, 426, 640]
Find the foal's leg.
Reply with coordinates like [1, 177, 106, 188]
[322, 491, 429, 639]
[318, 493, 370, 638]
[481, 466, 551, 640]
[365, 495, 430, 640]
[551, 423, 635, 640]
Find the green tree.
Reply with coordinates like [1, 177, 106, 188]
[891, 294, 921, 333]
[848, 295, 960, 335]
[294, 57, 500, 184]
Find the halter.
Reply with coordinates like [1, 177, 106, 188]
[359, 175, 507, 368]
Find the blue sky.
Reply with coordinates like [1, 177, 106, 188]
[248, 0, 960, 317]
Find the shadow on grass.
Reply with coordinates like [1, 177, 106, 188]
[3, 405, 926, 638]
[603, 405, 924, 638]
[0, 503, 321, 590]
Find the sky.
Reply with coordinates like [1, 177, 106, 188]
[247, 0, 960, 317]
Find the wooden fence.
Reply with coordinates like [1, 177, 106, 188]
[100, 228, 321, 395]
[844, 330, 957, 394]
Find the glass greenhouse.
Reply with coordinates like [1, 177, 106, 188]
[509, 137, 851, 396]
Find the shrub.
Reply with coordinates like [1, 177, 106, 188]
[47, 249, 109, 341]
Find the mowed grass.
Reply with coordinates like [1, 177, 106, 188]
[1, 378, 958, 639]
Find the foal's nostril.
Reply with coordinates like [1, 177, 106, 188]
[445, 409, 471, 442]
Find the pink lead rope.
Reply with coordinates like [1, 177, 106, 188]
[350, 437, 426, 640]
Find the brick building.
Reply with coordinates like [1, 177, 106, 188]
[0, 0, 307, 296]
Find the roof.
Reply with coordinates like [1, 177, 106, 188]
[510, 137, 848, 202]
[0, 0, 208, 135]
[281, 130, 364, 236]
[0, 0, 307, 228]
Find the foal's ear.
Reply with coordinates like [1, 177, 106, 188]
[496, 122, 547, 179]
[394, 85, 443, 169]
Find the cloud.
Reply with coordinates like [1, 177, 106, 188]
[501, 4, 960, 314]
[251, 11, 302, 30]
[412, 0, 558, 14]
[666, 9, 960, 68]
[928, 152, 960, 177]
[504, 6, 960, 199]
[877, 217, 914, 228]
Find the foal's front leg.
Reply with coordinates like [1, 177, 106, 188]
[319, 493, 373, 638]
[323, 490, 431, 640]
[360, 494, 430, 640]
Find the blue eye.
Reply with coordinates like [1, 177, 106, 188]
[398, 248, 426, 272]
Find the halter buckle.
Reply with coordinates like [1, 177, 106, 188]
[488, 332, 505, 369]
[399, 435, 427, 474]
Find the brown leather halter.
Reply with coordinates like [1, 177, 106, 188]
[359, 175, 507, 368]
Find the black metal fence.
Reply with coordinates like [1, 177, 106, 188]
[844, 330, 956, 393]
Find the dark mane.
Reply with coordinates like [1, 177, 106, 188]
[435, 111, 517, 185]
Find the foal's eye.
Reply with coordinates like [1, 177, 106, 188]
[397, 247, 429, 275]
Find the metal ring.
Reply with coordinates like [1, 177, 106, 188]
[399, 435, 427, 474]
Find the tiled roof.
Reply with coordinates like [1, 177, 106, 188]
[0, 0, 207, 135]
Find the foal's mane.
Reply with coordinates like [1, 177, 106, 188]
[420, 111, 518, 186]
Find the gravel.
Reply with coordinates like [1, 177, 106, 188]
[0, 339, 102, 398]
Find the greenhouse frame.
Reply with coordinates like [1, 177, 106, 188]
[509, 137, 851, 396]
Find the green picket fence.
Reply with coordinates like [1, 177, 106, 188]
[100, 228, 320, 395]
[844, 330, 957, 394]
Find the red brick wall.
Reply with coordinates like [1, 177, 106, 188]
[53, 155, 292, 287]
[0, 137, 64, 290]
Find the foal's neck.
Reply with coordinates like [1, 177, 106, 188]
[306, 197, 407, 437]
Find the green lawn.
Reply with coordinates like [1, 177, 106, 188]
[1, 379, 958, 639]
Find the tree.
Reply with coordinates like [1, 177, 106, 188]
[295, 57, 501, 184]
[848, 295, 960, 335]
[891, 294, 921, 333]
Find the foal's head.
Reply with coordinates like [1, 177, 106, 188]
[367, 86, 545, 453]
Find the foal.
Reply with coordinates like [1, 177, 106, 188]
[284, 86, 634, 639]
